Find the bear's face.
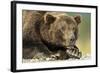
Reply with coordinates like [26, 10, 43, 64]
[40, 12, 81, 47]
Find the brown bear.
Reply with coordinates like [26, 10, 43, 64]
[22, 10, 82, 60]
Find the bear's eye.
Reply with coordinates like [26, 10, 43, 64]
[68, 27, 73, 30]
[61, 26, 66, 31]
[56, 30, 65, 40]
[68, 26, 75, 31]
[57, 30, 64, 35]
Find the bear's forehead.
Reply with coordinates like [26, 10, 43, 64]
[51, 20, 77, 32]
[59, 16, 76, 24]
[54, 16, 77, 26]
[45, 12, 77, 29]
[46, 12, 76, 24]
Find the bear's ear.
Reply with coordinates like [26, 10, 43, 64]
[45, 14, 56, 25]
[74, 15, 81, 25]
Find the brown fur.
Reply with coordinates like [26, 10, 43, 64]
[40, 12, 81, 47]
[22, 11, 81, 59]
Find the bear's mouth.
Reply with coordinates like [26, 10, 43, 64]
[41, 39, 76, 52]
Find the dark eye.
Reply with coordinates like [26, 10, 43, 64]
[68, 26, 74, 30]
[57, 30, 64, 36]
[61, 26, 66, 30]
[56, 30, 65, 41]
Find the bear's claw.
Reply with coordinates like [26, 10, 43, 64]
[66, 46, 82, 59]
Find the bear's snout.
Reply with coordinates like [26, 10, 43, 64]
[70, 34, 75, 42]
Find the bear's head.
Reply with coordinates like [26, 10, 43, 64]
[40, 12, 81, 48]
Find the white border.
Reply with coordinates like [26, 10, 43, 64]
[16, 3, 96, 70]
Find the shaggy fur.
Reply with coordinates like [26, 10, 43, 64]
[22, 10, 81, 60]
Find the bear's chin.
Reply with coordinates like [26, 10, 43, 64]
[41, 39, 76, 52]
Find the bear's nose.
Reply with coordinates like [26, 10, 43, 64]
[70, 34, 75, 42]
[70, 38, 75, 42]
